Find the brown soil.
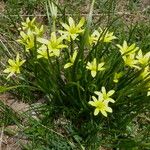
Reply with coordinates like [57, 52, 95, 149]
[0, 94, 29, 150]
[0, 1, 5, 13]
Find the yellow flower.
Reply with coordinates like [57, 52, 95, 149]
[100, 28, 117, 43]
[86, 58, 105, 78]
[20, 17, 44, 37]
[136, 50, 150, 66]
[113, 72, 123, 83]
[94, 86, 115, 103]
[117, 41, 141, 69]
[17, 30, 35, 52]
[89, 28, 116, 45]
[21, 17, 36, 31]
[37, 32, 67, 57]
[88, 95, 112, 117]
[59, 17, 85, 41]
[122, 54, 140, 69]
[140, 66, 150, 79]
[3, 53, 25, 79]
[64, 50, 77, 69]
[89, 30, 100, 45]
[116, 41, 139, 55]
[34, 25, 44, 37]
[37, 45, 50, 59]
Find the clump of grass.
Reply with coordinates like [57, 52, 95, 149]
[0, 0, 150, 149]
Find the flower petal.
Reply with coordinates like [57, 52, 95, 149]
[107, 90, 115, 96]
[94, 108, 99, 116]
[68, 17, 75, 27]
[64, 63, 73, 69]
[92, 96, 97, 102]
[88, 101, 96, 107]
[53, 50, 60, 57]
[76, 17, 85, 28]
[61, 23, 70, 31]
[94, 91, 101, 96]
[3, 68, 11, 73]
[37, 38, 49, 45]
[7, 72, 14, 79]
[16, 53, 20, 63]
[91, 70, 96, 77]
[8, 59, 16, 66]
[106, 107, 112, 113]
[101, 110, 107, 117]
[98, 62, 105, 70]
[106, 98, 115, 103]
[101, 87, 106, 95]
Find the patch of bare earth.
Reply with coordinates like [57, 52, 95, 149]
[0, 93, 46, 150]
[0, 94, 31, 150]
[1, 127, 28, 150]
[0, 1, 5, 13]
[114, 0, 150, 24]
[0, 93, 29, 113]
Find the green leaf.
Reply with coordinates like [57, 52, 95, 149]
[0, 85, 40, 93]
[0, 86, 17, 93]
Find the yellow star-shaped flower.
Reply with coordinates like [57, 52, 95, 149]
[117, 41, 139, 55]
[94, 86, 115, 103]
[37, 32, 67, 57]
[122, 54, 140, 69]
[86, 58, 105, 77]
[89, 28, 116, 45]
[17, 30, 35, 52]
[88, 30, 100, 45]
[59, 17, 85, 41]
[88, 95, 112, 117]
[21, 17, 36, 31]
[100, 28, 117, 43]
[136, 50, 150, 66]
[3, 53, 25, 79]
[89, 87, 115, 117]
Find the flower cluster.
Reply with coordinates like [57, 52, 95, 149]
[117, 41, 150, 96]
[117, 41, 150, 69]
[89, 28, 117, 45]
[17, 17, 44, 52]
[37, 32, 67, 58]
[3, 16, 150, 117]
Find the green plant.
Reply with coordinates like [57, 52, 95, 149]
[1, 0, 150, 149]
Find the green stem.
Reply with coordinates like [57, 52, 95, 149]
[70, 38, 74, 55]
[52, 19, 56, 32]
